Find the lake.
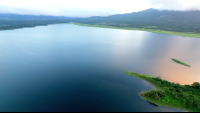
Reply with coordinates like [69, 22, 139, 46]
[0, 24, 200, 112]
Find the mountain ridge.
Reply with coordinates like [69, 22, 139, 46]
[0, 8, 200, 35]
[73, 8, 200, 33]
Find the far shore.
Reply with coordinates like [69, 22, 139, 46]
[69, 22, 200, 38]
[2, 22, 200, 39]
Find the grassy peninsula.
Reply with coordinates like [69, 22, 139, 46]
[69, 22, 200, 38]
[124, 71, 200, 112]
[171, 59, 190, 67]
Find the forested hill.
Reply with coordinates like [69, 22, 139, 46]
[73, 8, 200, 33]
[0, 14, 73, 20]
[0, 14, 79, 30]
[1, 9, 200, 34]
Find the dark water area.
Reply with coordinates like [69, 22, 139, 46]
[0, 24, 200, 112]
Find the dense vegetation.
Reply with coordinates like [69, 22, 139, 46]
[0, 14, 73, 20]
[171, 59, 190, 67]
[0, 19, 73, 30]
[1, 9, 200, 37]
[0, 14, 80, 30]
[70, 22, 200, 38]
[124, 71, 200, 112]
[73, 9, 200, 33]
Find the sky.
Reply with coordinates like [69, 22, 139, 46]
[0, 0, 200, 17]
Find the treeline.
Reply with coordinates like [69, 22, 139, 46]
[0, 19, 73, 30]
[0, 14, 73, 20]
[1, 8, 200, 33]
[125, 71, 200, 112]
[72, 9, 200, 33]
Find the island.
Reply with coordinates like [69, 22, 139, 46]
[171, 59, 190, 67]
[124, 71, 200, 112]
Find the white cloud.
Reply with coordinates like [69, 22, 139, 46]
[0, 0, 150, 17]
[0, 0, 200, 17]
[147, 0, 200, 11]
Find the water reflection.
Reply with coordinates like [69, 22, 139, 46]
[0, 24, 197, 112]
[107, 29, 200, 85]
[143, 35, 200, 85]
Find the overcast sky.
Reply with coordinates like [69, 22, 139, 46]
[0, 0, 200, 17]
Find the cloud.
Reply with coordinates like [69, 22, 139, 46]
[147, 0, 200, 11]
[0, 0, 150, 17]
[0, 0, 200, 17]
[0, 4, 122, 17]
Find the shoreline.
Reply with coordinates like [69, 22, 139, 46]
[0, 23, 68, 31]
[69, 22, 200, 38]
[124, 71, 200, 112]
[2, 21, 200, 39]
[139, 95, 189, 112]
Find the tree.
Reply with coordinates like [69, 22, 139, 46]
[182, 99, 186, 104]
[192, 82, 200, 89]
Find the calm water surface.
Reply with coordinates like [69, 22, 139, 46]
[0, 24, 200, 112]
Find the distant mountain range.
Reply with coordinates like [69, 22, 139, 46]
[0, 8, 200, 33]
[73, 8, 200, 33]
[0, 14, 75, 20]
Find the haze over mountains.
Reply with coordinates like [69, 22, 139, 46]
[74, 8, 200, 33]
[0, 8, 200, 33]
[0, 14, 75, 20]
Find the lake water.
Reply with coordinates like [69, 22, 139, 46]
[0, 24, 200, 112]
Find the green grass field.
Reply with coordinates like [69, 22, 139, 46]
[69, 22, 200, 38]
